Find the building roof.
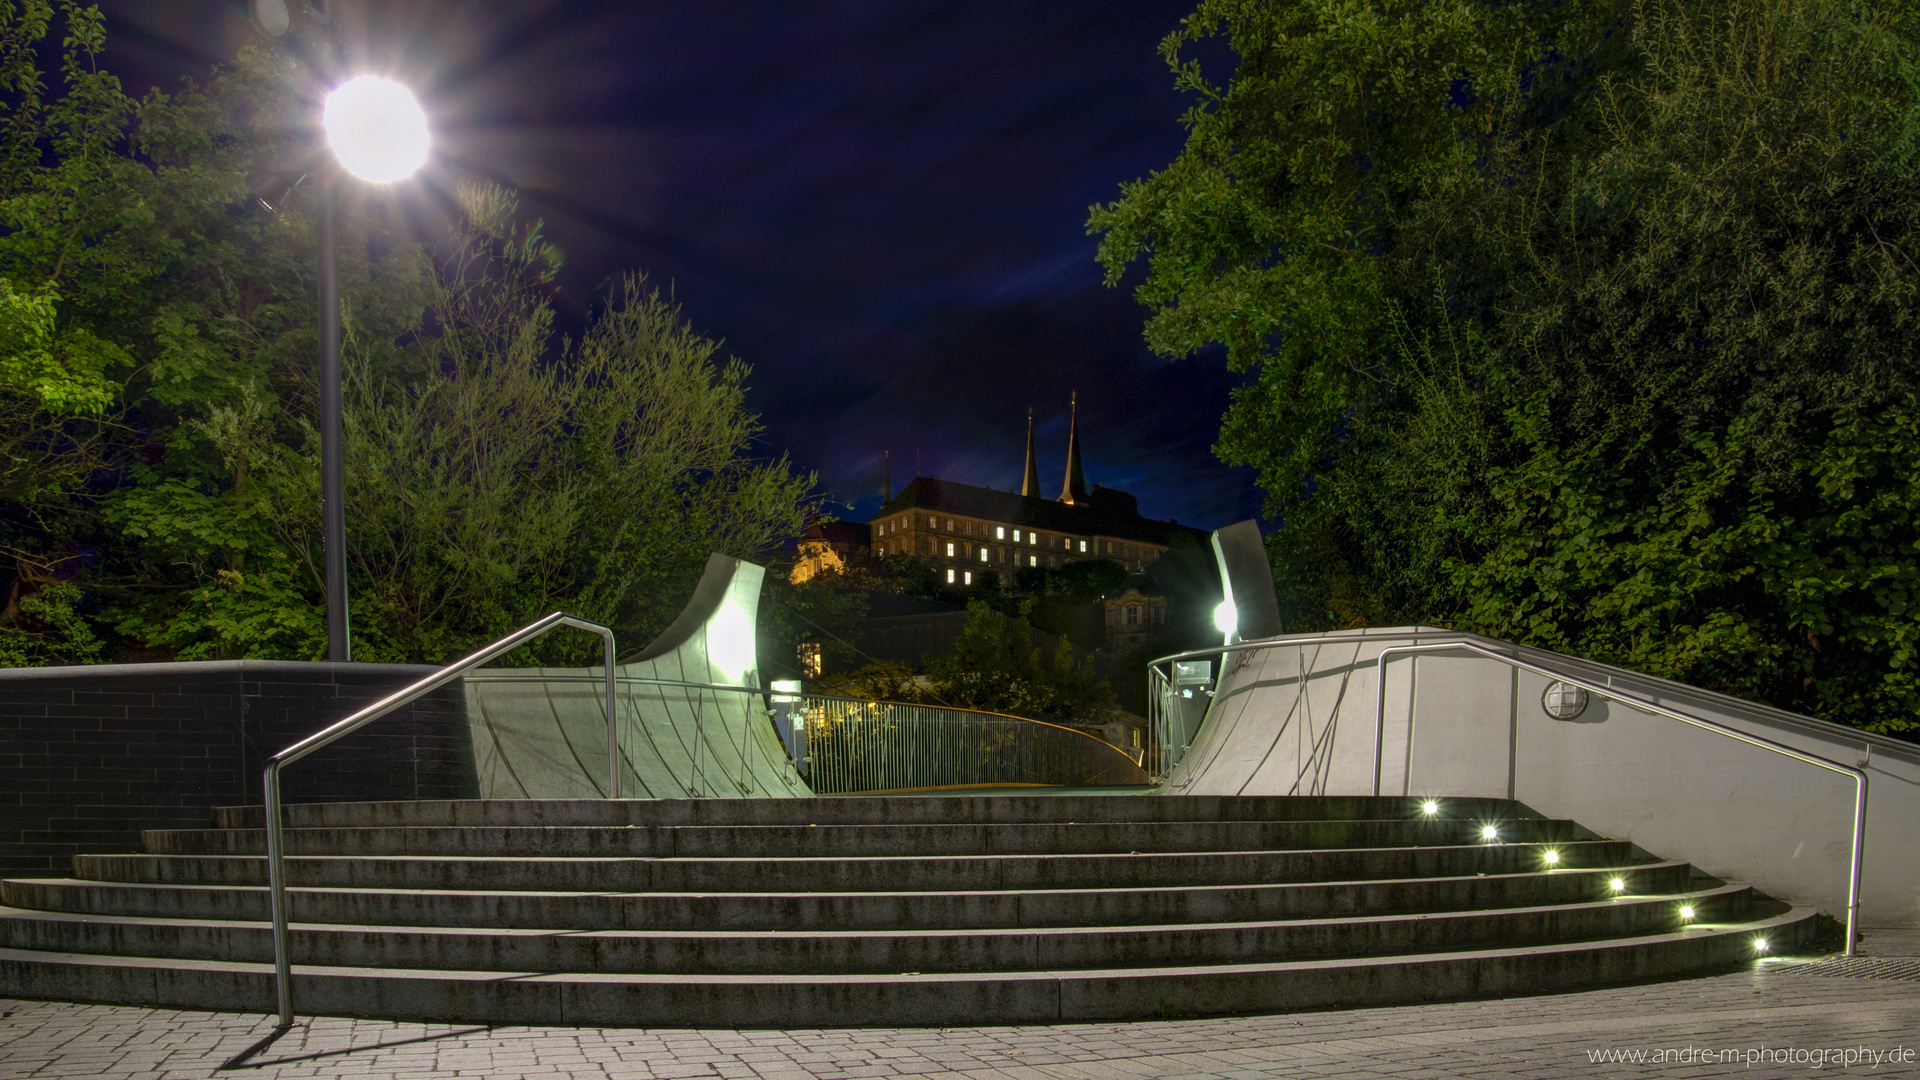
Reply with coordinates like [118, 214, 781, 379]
[875, 476, 1206, 548]
[805, 519, 872, 548]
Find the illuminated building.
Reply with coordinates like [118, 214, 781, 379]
[869, 396, 1204, 586]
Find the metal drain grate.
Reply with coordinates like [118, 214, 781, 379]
[1780, 957, 1920, 982]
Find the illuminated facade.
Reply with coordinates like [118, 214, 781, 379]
[869, 399, 1203, 587]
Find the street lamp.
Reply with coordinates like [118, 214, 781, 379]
[313, 75, 429, 661]
[251, 3, 430, 662]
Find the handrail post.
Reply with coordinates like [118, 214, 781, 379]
[264, 760, 292, 1028]
[561, 616, 619, 800]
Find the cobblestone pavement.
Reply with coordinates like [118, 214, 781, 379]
[2, 936, 1916, 1080]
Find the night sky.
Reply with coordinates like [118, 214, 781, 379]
[94, 1, 1264, 533]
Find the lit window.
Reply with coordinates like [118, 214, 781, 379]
[996, 526, 1005, 540]
[1029, 555, 1037, 567]
[946, 542, 955, 557]
[963, 571, 972, 585]
[1013, 529, 1022, 541]
[1029, 533, 1037, 545]
[946, 518, 954, 531]
[979, 548, 988, 562]
[947, 568, 955, 583]
[1079, 540, 1087, 553]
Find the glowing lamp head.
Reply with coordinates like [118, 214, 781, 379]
[1679, 905, 1696, 921]
[1753, 937, 1770, 953]
[324, 76, 430, 183]
[706, 602, 756, 681]
[1480, 825, 1499, 841]
[1542, 849, 1560, 866]
[1608, 877, 1626, 892]
[1211, 600, 1237, 638]
[1420, 800, 1439, 817]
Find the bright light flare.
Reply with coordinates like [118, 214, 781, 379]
[1212, 600, 1237, 637]
[706, 602, 756, 681]
[1608, 877, 1626, 892]
[1480, 825, 1499, 841]
[324, 76, 430, 183]
[1753, 937, 1770, 953]
[1679, 905, 1696, 921]
[1542, 850, 1560, 866]
[1420, 800, 1439, 817]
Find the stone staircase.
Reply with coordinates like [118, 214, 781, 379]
[0, 796, 1814, 1026]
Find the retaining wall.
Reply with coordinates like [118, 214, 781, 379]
[0, 661, 474, 876]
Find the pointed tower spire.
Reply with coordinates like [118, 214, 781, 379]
[1058, 391, 1087, 504]
[1020, 406, 1041, 498]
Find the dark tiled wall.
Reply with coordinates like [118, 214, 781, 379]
[0, 661, 477, 876]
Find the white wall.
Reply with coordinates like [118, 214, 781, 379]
[1163, 627, 1920, 925]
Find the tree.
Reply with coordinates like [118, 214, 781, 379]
[112, 184, 815, 663]
[925, 600, 1115, 721]
[1093, 0, 1920, 736]
[0, 9, 816, 665]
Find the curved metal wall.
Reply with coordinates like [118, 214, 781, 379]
[464, 555, 813, 799]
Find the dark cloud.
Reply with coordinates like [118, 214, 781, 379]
[96, 0, 1264, 530]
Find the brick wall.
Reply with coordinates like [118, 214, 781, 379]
[0, 660, 476, 876]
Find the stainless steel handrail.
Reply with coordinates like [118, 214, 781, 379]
[263, 611, 616, 1028]
[1371, 641, 1869, 957]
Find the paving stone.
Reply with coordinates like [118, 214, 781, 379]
[4, 955, 1920, 1079]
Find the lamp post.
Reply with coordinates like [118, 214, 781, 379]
[312, 75, 430, 661]
[250, 4, 429, 662]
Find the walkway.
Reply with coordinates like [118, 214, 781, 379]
[2, 931, 1915, 1079]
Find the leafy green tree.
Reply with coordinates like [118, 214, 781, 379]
[113, 184, 814, 663]
[0, 8, 816, 665]
[925, 600, 1115, 720]
[1094, 0, 1920, 736]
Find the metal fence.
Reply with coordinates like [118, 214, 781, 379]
[794, 695, 1151, 793]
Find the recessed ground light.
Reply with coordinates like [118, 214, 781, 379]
[1679, 905, 1696, 921]
[1480, 825, 1499, 841]
[1421, 800, 1439, 816]
[1542, 850, 1560, 866]
[1753, 937, 1770, 953]
[1609, 877, 1626, 892]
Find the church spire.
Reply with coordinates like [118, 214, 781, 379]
[1058, 391, 1087, 505]
[1020, 406, 1041, 498]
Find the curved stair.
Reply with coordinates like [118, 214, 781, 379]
[0, 795, 1813, 1025]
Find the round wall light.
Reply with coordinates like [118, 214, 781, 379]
[1542, 681, 1590, 721]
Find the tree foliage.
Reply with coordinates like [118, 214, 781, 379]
[0, 7, 814, 665]
[923, 600, 1115, 721]
[1094, 0, 1920, 736]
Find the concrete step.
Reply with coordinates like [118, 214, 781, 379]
[0, 795, 1802, 1025]
[209, 795, 1526, 831]
[0, 861, 1693, 931]
[0, 883, 1752, 973]
[63, 839, 1633, 893]
[0, 906, 1817, 1025]
[142, 818, 1579, 858]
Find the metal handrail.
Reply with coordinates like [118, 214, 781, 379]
[1371, 641, 1869, 957]
[263, 611, 616, 1029]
